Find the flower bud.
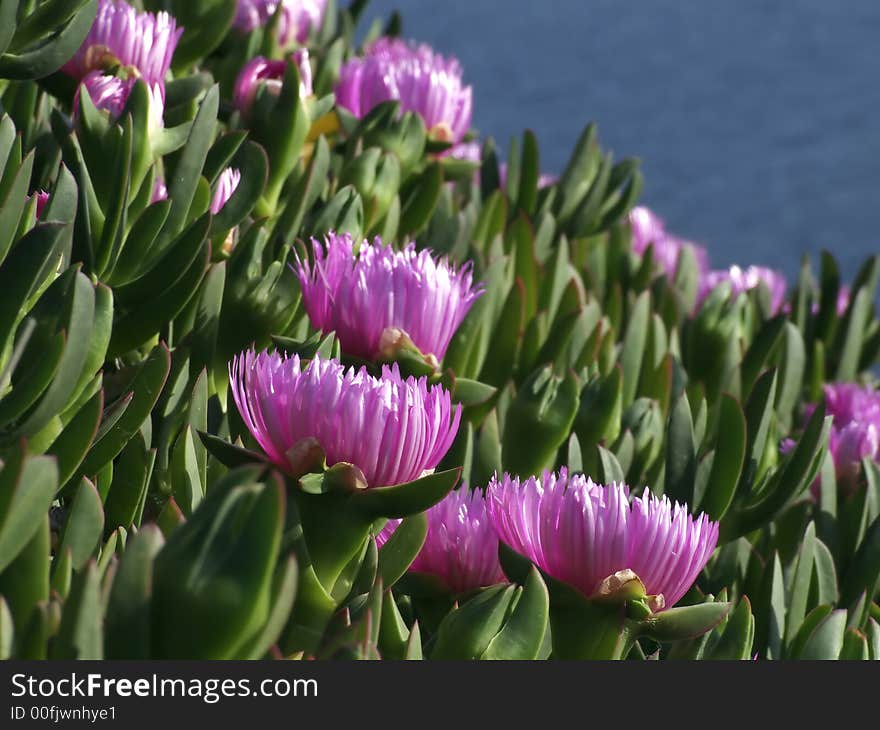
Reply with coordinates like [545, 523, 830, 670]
[233, 50, 312, 120]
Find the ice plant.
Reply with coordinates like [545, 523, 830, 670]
[698, 264, 788, 313]
[813, 383, 880, 487]
[75, 71, 131, 119]
[233, 0, 327, 46]
[229, 350, 461, 487]
[374, 519, 399, 549]
[375, 487, 506, 593]
[62, 0, 182, 85]
[74, 71, 165, 137]
[498, 162, 558, 190]
[628, 205, 709, 277]
[486, 468, 719, 610]
[836, 285, 851, 315]
[233, 51, 313, 118]
[151, 176, 168, 203]
[211, 168, 241, 215]
[295, 232, 483, 363]
[335, 37, 473, 148]
[449, 140, 481, 164]
[28, 190, 50, 219]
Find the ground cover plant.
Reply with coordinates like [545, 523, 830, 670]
[0, 0, 879, 660]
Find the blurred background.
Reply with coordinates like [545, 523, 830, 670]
[366, 0, 880, 280]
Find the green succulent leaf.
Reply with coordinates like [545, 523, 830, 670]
[0, 450, 58, 573]
[105, 524, 164, 659]
[50, 559, 103, 659]
[58, 477, 104, 571]
[376, 512, 427, 588]
[151, 470, 285, 658]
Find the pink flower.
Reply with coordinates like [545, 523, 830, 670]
[375, 487, 506, 593]
[486, 468, 719, 609]
[698, 264, 788, 314]
[233, 0, 327, 46]
[294, 232, 483, 363]
[836, 285, 851, 316]
[811, 383, 880, 488]
[628, 205, 710, 278]
[76, 71, 131, 118]
[498, 162, 558, 190]
[233, 50, 312, 119]
[336, 37, 472, 147]
[229, 350, 461, 487]
[28, 190, 50, 219]
[210, 167, 241, 215]
[151, 176, 168, 203]
[74, 71, 165, 137]
[62, 0, 182, 85]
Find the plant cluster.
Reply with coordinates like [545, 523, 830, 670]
[0, 0, 878, 660]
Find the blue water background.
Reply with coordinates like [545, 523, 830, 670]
[364, 0, 880, 281]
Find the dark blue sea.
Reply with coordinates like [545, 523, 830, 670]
[366, 0, 880, 281]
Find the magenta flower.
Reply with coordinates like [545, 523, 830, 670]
[812, 383, 880, 487]
[628, 205, 710, 278]
[233, 0, 327, 46]
[76, 71, 131, 118]
[806, 284, 849, 317]
[374, 519, 400, 549]
[229, 350, 461, 487]
[74, 71, 165, 137]
[486, 468, 719, 609]
[210, 168, 241, 215]
[836, 285, 851, 315]
[295, 232, 483, 363]
[448, 140, 481, 164]
[28, 190, 50, 219]
[233, 51, 312, 118]
[335, 37, 473, 147]
[62, 0, 182, 85]
[498, 162, 558, 190]
[151, 176, 168, 203]
[375, 487, 506, 593]
[698, 264, 788, 314]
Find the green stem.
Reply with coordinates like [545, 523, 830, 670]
[549, 601, 636, 660]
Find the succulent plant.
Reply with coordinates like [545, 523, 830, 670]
[0, 0, 878, 663]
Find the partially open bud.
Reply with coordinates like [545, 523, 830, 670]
[209, 167, 242, 257]
[76, 71, 131, 119]
[151, 176, 168, 203]
[27, 190, 50, 220]
[211, 167, 241, 215]
[75, 71, 165, 145]
[233, 50, 313, 120]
